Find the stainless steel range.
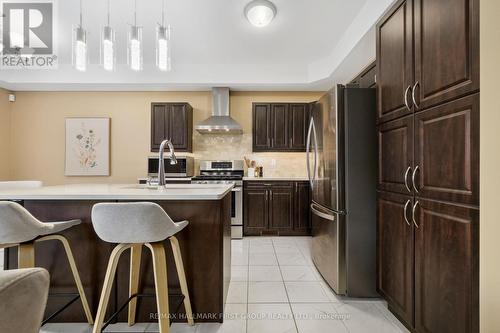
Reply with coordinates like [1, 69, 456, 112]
[192, 160, 244, 239]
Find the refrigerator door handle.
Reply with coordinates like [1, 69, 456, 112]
[306, 118, 317, 189]
[311, 203, 335, 221]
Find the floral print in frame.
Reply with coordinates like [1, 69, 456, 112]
[65, 118, 110, 176]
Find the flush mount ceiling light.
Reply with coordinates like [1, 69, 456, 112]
[244, 0, 277, 28]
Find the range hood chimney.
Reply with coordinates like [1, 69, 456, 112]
[195, 87, 243, 134]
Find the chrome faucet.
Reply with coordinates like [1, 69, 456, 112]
[158, 139, 177, 187]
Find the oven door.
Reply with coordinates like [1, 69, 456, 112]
[231, 187, 243, 238]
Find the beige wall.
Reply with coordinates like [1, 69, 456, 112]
[0, 89, 11, 180]
[8, 91, 322, 184]
[480, 0, 500, 331]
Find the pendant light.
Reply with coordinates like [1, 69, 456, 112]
[101, 0, 115, 71]
[72, 0, 88, 71]
[156, 0, 171, 72]
[128, 0, 143, 71]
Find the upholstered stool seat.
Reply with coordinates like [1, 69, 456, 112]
[0, 201, 81, 243]
[91, 202, 194, 333]
[0, 199, 93, 325]
[92, 202, 188, 243]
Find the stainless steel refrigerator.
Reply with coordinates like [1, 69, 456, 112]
[307, 85, 378, 297]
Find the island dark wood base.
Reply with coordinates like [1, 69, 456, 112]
[4, 196, 232, 323]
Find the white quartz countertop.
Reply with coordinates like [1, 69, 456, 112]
[0, 183, 234, 201]
[243, 177, 309, 181]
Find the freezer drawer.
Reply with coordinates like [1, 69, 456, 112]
[311, 203, 346, 295]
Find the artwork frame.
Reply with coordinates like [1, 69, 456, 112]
[65, 117, 110, 176]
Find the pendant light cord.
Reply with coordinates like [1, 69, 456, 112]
[134, 0, 137, 26]
[107, 0, 110, 26]
[162, 0, 165, 26]
[79, 0, 83, 26]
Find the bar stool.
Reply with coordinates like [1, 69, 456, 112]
[91, 202, 194, 333]
[0, 201, 94, 325]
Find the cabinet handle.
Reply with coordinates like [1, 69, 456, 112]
[412, 165, 420, 193]
[404, 166, 412, 193]
[403, 200, 411, 226]
[404, 85, 412, 111]
[412, 81, 420, 110]
[412, 201, 419, 228]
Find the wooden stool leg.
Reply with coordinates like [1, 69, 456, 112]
[50, 235, 94, 325]
[18, 242, 35, 268]
[170, 236, 194, 325]
[92, 243, 132, 333]
[146, 242, 170, 333]
[128, 244, 143, 326]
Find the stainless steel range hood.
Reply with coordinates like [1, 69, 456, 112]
[196, 87, 243, 134]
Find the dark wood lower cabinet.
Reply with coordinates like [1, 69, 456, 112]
[378, 192, 479, 333]
[377, 192, 414, 327]
[244, 181, 310, 236]
[414, 199, 479, 333]
[5, 197, 232, 323]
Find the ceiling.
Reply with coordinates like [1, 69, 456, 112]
[0, 0, 395, 91]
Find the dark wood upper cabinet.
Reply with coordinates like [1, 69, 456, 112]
[252, 103, 312, 152]
[350, 62, 377, 89]
[289, 103, 310, 150]
[270, 104, 290, 149]
[376, 0, 414, 123]
[151, 102, 193, 152]
[414, 199, 479, 333]
[413, 0, 479, 111]
[414, 94, 479, 205]
[253, 103, 271, 151]
[377, 191, 414, 327]
[377, 115, 414, 195]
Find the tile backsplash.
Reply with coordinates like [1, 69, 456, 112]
[191, 133, 307, 178]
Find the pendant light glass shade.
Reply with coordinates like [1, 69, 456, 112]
[101, 26, 115, 71]
[156, 25, 171, 72]
[128, 25, 143, 71]
[72, 25, 88, 71]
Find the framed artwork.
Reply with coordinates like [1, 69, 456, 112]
[65, 118, 110, 176]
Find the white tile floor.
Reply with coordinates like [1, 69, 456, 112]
[33, 236, 410, 333]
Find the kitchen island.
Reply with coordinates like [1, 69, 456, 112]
[0, 184, 233, 323]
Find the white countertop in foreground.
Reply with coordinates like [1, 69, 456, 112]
[0, 183, 234, 201]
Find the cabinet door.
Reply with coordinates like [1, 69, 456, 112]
[253, 103, 271, 151]
[269, 184, 294, 230]
[414, 199, 478, 333]
[289, 103, 309, 151]
[377, 191, 414, 327]
[294, 182, 311, 232]
[243, 187, 268, 236]
[378, 115, 414, 195]
[151, 103, 168, 151]
[169, 104, 189, 151]
[414, 94, 479, 206]
[413, 0, 479, 111]
[376, 0, 414, 123]
[270, 103, 289, 150]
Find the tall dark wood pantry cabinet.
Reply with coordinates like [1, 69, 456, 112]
[376, 0, 479, 332]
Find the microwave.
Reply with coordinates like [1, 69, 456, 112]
[148, 156, 195, 178]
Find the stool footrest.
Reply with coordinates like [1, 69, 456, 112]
[42, 293, 81, 326]
[101, 293, 185, 332]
